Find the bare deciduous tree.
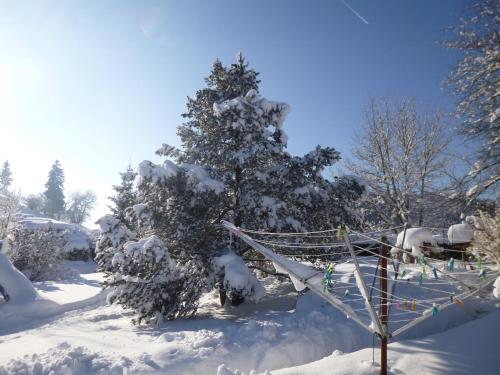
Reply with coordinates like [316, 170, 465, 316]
[347, 98, 452, 227]
[65, 190, 97, 225]
[444, 0, 500, 199]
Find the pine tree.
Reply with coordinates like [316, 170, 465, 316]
[97, 55, 364, 321]
[0, 161, 13, 193]
[108, 164, 137, 222]
[43, 160, 65, 219]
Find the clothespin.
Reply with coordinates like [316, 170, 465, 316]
[396, 301, 400, 310]
[448, 257, 455, 272]
[432, 303, 439, 316]
[411, 299, 417, 311]
[419, 273, 424, 286]
[479, 268, 486, 280]
[419, 254, 425, 266]
[344, 289, 350, 297]
[432, 267, 438, 280]
[337, 225, 343, 241]
[404, 300, 408, 311]
[477, 257, 482, 270]
[454, 298, 464, 307]
[449, 295, 454, 303]
[401, 269, 407, 278]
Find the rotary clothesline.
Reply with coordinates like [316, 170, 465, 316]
[222, 221, 497, 340]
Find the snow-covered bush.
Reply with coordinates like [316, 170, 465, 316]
[391, 227, 441, 261]
[6, 224, 65, 281]
[105, 235, 202, 324]
[95, 215, 131, 272]
[212, 253, 265, 305]
[470, 209, 500, 267]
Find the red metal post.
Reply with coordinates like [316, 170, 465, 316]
[380, 237, 389, 375]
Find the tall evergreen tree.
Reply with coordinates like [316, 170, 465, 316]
[0, 160, 13, 193]
[44, 160, 65, 219]
[108, 164, 137, 222]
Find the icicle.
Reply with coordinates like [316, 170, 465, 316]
[432, 303, 439, 316]
[448, 257, 455, 272]
[432, 267, 438, 280]
[419, 273, 424, 286]
[404, 300, 408, 311]
[411, 299, 417, 311]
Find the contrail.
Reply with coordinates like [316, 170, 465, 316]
[340, 0, 369, 25]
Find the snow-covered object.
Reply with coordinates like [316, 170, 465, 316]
[494, 277, 500, 299]
[137, 160, 225, 193]
[213, 253, 265, 303]
[391, 228, 440, 257]
[448, 223, 474, 244]
[0, 254, 38, 303]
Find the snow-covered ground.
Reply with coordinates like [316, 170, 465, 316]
[0, 259, 498, 375]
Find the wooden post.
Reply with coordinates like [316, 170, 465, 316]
[380, 236, 389, 375]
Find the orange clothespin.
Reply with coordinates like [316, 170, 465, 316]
[411, 299, 417, 311]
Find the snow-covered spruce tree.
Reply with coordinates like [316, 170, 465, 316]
[174, 55, 362, 302]
[95, 215, 132, 273]
[106, 235, 198, 324]
[43, 160, 65, 219]
[0, 160, 13, 193]
[108, 164, 137, 223]
[7, 224, 66, 281]
[98, 161, 225, 322]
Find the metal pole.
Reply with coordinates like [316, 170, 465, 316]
[380, 237, 389, 375]
[344, 227, 385, 336]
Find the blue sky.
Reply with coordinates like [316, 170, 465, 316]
[0, 0, 468, 226]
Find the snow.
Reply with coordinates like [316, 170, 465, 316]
[391, 227, 440, 257]
[182, 163, 226, 193]
[137, 159, 179, 184]
[448, 223, 474, 244]
[494, 276, 500, 299]
[272, 310, 500, 375]
[0, 254, 38, 303]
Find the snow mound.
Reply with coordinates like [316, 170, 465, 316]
[0, 342, 144, 375]
[391, 228, 440, 257]
[0, 254, 38, 303]
[448, 223, 473, 244]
